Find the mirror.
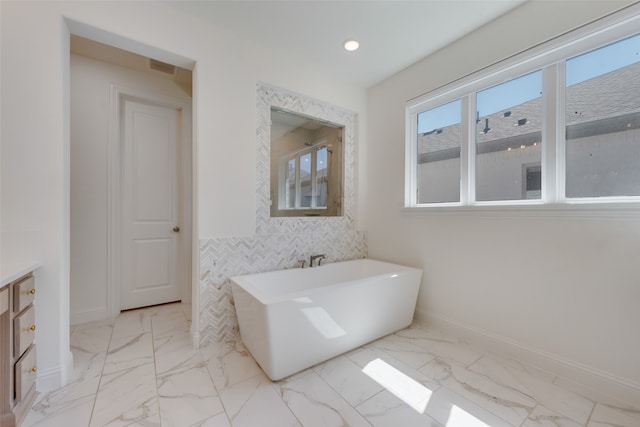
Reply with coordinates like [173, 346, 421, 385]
[270, 108, 344, 217]
[256, 82, 356, 234]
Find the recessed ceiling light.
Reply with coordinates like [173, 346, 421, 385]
[344, 40, 360, 52]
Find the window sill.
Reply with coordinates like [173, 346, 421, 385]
[401, 202, 640, 219]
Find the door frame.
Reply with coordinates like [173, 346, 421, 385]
[107, 84, 192, 318]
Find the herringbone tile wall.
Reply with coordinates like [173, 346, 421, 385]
[199, 231, 367, 343]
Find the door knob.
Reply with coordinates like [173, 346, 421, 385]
[173, 226, 180, 232]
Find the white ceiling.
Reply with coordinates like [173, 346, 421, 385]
[167, 0, 527, 89]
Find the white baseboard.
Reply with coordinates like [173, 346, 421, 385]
[36, 365, 63, 394]
[36, 349, 74, 394]
[64, 349, 74, 384]
[70, 306, 108, 325]
[191, 324, 200, 350]
[416, 309, 640, 410]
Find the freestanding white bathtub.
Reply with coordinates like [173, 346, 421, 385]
[230, 258, 422, 380]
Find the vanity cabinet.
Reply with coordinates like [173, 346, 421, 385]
[0, 272, 37, 427]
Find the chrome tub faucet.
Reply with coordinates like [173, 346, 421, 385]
[309, 254, 326, 267]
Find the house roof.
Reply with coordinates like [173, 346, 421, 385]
[418, 60, 640, 162]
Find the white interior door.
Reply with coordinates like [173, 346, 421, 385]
[120, 98, 182, 310]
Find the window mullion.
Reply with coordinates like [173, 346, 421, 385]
[311, 149, 317, 209]
[279, 158, 287, 210]
[460, 95, 475, 205]
[295, 155, 301, 208]
[542, 64, 559, 203]
[555, 61, 567, 202]
[405, 108, 418, 206]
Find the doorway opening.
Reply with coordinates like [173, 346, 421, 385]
[70, 35, 193, 324]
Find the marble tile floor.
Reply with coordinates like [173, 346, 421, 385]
[23, 303, 640, 427]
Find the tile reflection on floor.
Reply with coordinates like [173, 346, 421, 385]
[23, 303, 640, 427]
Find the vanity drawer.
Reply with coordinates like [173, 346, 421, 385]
[13, 275, 35, 314]
[14, 305, 35, 358]
[14, 344, 37, 403]
[0, 286, 7, 315]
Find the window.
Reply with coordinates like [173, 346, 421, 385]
[416, 99, 462, 203]
[284, 158, 296, 208]
[476, 71, 542, 202]
[565, 33, 640, 198]
[316, 146, 329, 207]
[405, 9, 640, 209]
[280, 141, 329, 210]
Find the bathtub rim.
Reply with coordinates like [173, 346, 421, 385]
[230, 258, 422, 306]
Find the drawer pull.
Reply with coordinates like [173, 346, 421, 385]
[28, 289, 36, 295]
[28, 325, 36, 332]
[30, 366, 37, 373]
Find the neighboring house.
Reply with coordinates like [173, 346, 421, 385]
[417, 60, 640, 202]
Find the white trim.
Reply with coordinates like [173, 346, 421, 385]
[64, 349, 74, 386]
[555, 61, 567, 202]
[107, 85, 122, 318]
[405, 4, 640, 210]
[36, 347, 72, 391]
[190, 63, 199, 340]
[70, 306, 108, 325]
[401, 202, 640, 219]
[190, 324, 200, 350]
[541, 64, 558, 203]
[463, 95, 475, 205]
[107, 85, 192, 317]
[417, 310, 640, 409]
[35, 365, 64, 394]
[404, 104, 418, 205]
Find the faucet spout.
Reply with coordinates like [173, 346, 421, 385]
[309, 254, 326, 267]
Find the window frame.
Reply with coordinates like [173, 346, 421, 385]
[405, 5, 640, 214]
[277, 138, 329, 212]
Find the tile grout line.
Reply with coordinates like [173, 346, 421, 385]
[517, 403, 539, 427]
[584, 400, 597, 427]
[351, 387, 389, 425]
[311, 366, 376, 427]
[150, 312, 162, 426]
[272, 380, 306, 427]
[199, 339, 235, 425]
[310, 354, 380, 423]
[466, 353, 486, 369]
[86, 317, 116, 427]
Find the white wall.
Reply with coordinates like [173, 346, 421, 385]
[1, 0, 366, 391]
[365, 0, 640, 407]
[70, 53, 191, 324]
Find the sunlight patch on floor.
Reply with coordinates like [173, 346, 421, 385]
[362, 358, 433, 413]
